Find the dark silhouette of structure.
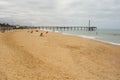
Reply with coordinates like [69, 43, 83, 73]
[0, 20, 97, 32]
[0, 23, 16, 30]
[28, 26, 97, 31]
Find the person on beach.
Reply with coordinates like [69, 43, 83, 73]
[96, 32, 98, 35]
[44, 31, 48, 37]
[45, 31, 48, 34]
[31, 30, 33, 33]
[36, 30, 38, 32]
[40, 33, 43, 37]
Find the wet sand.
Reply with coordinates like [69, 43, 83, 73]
[0, 29, 120, 80]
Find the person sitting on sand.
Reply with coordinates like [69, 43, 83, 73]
[36, 30, 38, 32]
[31, 30, 33, 33]
[40, 33, 43, 37]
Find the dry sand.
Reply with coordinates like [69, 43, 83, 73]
[0, 29, 120, 80]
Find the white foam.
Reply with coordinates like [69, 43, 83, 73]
[79, 35, 120, 46]
[80, 35, 120, 46]
[94, 39, 120, 46]
[55, 31, 59, 33]
[78, 35, 96, 39]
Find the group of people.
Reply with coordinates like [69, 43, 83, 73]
[29, 30, 49, 37]
[40, 31, 48, 37]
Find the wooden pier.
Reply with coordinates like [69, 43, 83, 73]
[29, 26, 97, 31]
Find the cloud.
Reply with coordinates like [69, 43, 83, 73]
[0, 0, 120, 28]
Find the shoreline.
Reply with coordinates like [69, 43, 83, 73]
[59, 31, 120, 46]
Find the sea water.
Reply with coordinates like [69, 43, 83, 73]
[60, 29, 120, 46]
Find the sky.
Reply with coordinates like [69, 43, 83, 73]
[0, 0, 120, 29]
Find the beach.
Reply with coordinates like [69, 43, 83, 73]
[0, 29, 120, 80]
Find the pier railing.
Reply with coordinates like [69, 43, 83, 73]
[0, 26, 97, 32]
[29, 26, 97, 31]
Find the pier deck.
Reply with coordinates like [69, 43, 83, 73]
[30, 26, 97, 31]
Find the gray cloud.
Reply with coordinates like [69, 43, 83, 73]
[0, 0, 120, 28]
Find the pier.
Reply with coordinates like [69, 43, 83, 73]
[28, 20, 97, 31]
[29, 26, 97, 31]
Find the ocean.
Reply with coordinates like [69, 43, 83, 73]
[59, 29, 120, 46]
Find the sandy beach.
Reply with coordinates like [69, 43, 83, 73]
[0, 29, 120, 80]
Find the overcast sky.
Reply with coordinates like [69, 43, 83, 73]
[0, 0, 120, 29]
